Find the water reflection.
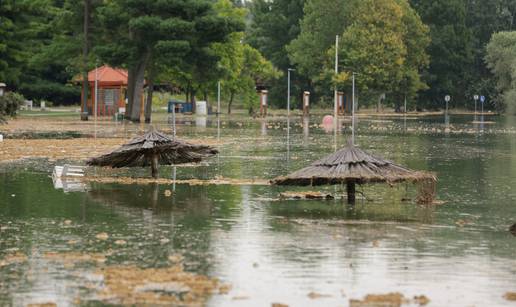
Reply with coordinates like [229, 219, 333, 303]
[303, 116, 310, 142]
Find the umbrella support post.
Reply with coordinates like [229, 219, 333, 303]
[151, 154, 159, 179]
[347, 182, 356, 204]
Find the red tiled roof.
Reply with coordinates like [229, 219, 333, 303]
[87, 65, 128, 86]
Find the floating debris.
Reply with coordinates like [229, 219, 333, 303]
[350, 293, 430, 307]
[43, 252, 107, 264]
[81, 176, 270, 186]
[307, 292, 332, 299]
[350, 292, 406, 307]
[279, 191, 334, 200]
[95, 232, 109, 240]
[510, 223, 516, 236]
[413, 295, 430, 305]
[94, 265, 221, 305]
[164, 189, 173, 197]
[27, 303, 57, 307]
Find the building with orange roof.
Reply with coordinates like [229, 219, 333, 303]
[81, 65, 144, 117]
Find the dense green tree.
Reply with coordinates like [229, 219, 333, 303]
[213, 0, 281, 114]
[485, 31, 516, 113]
[410, 0, 474, 108]
[247, 0, 308, 108]
[0, 0, 31, 86]
[463, 0, 516, 109]
[325, 0, 429, 111]
[95, 0, 241, 122]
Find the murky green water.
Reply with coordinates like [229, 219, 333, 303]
[1, 113, 516, 306]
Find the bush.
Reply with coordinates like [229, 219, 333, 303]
[0, 92, 25, 122]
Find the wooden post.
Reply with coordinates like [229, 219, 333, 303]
[346, 181, 356, 204]
[303, 91, 310, 116]
[338, 91, 345, 115]
[151, 153, 159, 178]
[259, 90, 268, 117]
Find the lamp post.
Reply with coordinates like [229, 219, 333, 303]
[0, 83, 6, 97]
[473, 94, 479, 121]
[334, 35, 339, 133]
[287, 68, 295, 117]
[217, 81, 221, 116]
[351, 72, 356, 145]
[444, 95, 450, 126]
[94, 64, 98, 139]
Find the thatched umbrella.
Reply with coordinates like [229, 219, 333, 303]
[87, 128, 218, 178]
[272, 142, 436, 204]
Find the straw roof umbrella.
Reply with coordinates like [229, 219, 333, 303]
[87, 128, 218, 178]
[272, 141, 436, 203]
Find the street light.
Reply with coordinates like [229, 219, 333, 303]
[473, 94, 479, 115]
[444, 95, 451, 126]
[287, 68, 295, 117]
[444, 95, 450, 114]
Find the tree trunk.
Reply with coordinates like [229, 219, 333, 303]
[128, 51, 150, 122]
[190, 88, 197, 113]
[376, 93, 384, 113]
[144, 64, 156, 123]
[81, 0, 90, 114]
[227, 91, 234, 114]
[126, 66, 135, 117]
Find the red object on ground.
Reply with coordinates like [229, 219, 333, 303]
[322, 115, 334, 133]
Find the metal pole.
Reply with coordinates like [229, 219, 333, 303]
[287, 69, 291, 117]
[352, 72, 355, 146]
[172, 102, 176, 139]
[404, 94, 407, 114]
[94, 64, 98, 139]
[334, 35, 339, 132]
[217, 81, 221, 116]
[94, 65, 98, 121]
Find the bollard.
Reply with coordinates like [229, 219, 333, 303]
[259, 90, 268, 117]
[303, 91, 310, 116]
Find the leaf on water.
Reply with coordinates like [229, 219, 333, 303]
[168, 254, 184, 263]
[219, 284, 232, 294]
[114, 240, 127, 245]
[413, 295, 430, 305]
[96, 232, 109, 240]
[307, 292, 332, 299]
[504, 292, 516, 301]
[455, 219, 469, 227]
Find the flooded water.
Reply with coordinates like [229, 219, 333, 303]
[1, 113, 516, 306]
